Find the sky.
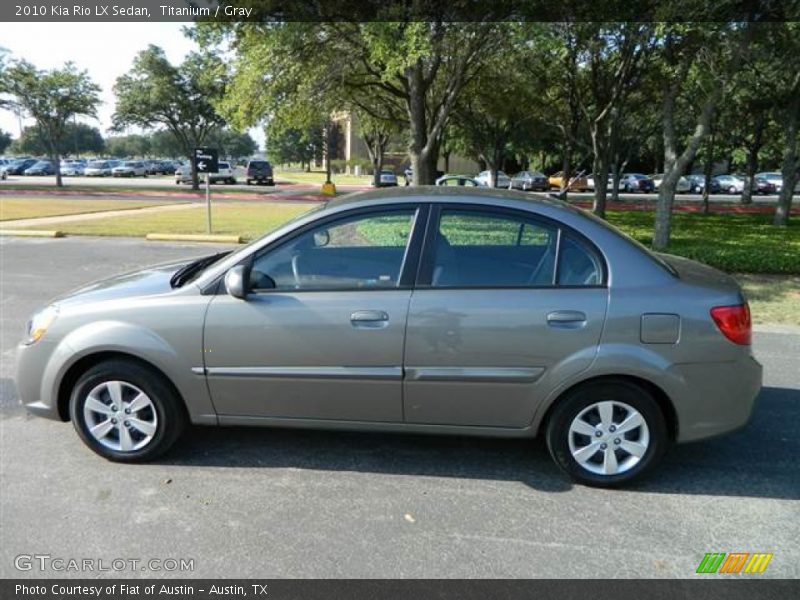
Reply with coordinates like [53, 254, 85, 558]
[0, 22, 264, 150]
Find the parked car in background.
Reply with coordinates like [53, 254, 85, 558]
[713, 174, 745, 194]
[3, 158, 38, 175]
[548, 171, 590, 192]
[685, 174, 721, 194]
[24, 160, 56, 176]
[209, 162, 237, 185]
[586, 175, 613, 192]
[175, 163, 203, 185]
[112, 161, 148, 178]
[157, 160, 178, 175]
[435, 174, 480, 186]
[650, 173, 691, 193]
[15, 188, 762, 488]
[85, 160, 113, 177]
[374, 170, 398, 187]
[510, 171, 549, 192]
[60, 160, 86, 176]
[475, 170, 512, 188]
[755, 172, 783, 193]
[750, 176, 777, 195]
[245, 159, 274, 185]
[619, 173, 655, 193]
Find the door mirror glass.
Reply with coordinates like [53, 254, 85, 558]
[313, 229, 330, 247]
[225, 265, 251, 299]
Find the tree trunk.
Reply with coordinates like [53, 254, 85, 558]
[559, 140, 572, 198]
[189, 155, 199, 191]
[701, 122, 715, 214]
[774, 94, 800, 226]
[51, 152, 63, 188]
[591, 151, 610, 219]
[741, 112, 765, 205]
[653, 86, 720, 250]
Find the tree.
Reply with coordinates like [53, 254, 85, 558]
[769, 22, 800, 226]
[206, 127, 257, 159]
[112, 45, 226, 189]
[2, 60, 100, 186]
[651, 23, 746, 250]
[13, 123, 104, 157]
[576, 23, 654, 217]
[105, 134, 151, 158]
[0, 130, 12, 154]
[204, 19, 511, 184]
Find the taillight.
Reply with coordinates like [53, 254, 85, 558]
[710, 303, 751, 345]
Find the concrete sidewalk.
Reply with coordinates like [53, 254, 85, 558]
[0, 202, 196, 229]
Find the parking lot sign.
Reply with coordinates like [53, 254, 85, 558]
[194, 147, 219, 173]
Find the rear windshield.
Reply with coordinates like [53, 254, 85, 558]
[88, 161, 106, 168]
[249, 161, 270, 168]
[219, 162, 230, 169]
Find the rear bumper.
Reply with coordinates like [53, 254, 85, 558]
[671, 354, 762, 443]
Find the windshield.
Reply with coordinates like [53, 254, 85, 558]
[88, 161, 105, 168]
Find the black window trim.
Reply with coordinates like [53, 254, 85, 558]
[216, 203, 430, 295]
[415, 203, 608, 290]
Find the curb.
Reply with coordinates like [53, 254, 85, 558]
[146, 233, 242, 244]
[0, 229, 64, 238]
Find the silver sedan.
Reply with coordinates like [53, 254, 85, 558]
[16, 188, 761, 487]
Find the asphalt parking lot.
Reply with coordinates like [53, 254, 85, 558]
[0, 237, 798, 578]
[1, 173, 789, 204]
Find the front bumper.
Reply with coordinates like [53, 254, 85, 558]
[15, 338, 63, 421]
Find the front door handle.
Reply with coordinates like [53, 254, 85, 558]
[350, 310, 389, 329]
[547, 310, 587, 328]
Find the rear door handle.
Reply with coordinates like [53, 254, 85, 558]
[350, 310, 389, 329]
[547, 310, 587, 328]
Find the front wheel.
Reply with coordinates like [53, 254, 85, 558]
[729, 186, 737, 194]
[545, 380, 668, 487]
[69, 360, 187, 462]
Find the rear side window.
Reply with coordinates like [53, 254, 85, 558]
[428, 207, 604, 288]
[431, 209, 559, 287]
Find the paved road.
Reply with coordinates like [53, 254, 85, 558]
[0, 238, 797, 578]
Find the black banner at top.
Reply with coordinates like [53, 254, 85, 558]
[2, 0, 800, 22]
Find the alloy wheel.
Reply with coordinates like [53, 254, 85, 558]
[82, 380, 158, 452]
[567, 400, 650, 476]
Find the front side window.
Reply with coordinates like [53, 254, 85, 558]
[431, 209, 559, 287]
[250, 209, 417, 291]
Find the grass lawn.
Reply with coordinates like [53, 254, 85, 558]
[0, 197, 175, 221]
[26, 203, 313, 240]
[607, 211, 800, 274]
[737, 274, 800, 326]
[275, 169, 373, 186]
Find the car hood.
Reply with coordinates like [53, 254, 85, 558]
[51, 259, 192, 308]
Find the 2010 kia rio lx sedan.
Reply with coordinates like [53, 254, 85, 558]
[16, 188, 762, 486]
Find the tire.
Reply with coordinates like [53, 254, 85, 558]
[69, 359, 187, 463]
[545, 379, 669, 487]
[728, 186, 737, 194]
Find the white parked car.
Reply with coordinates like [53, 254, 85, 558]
[713, 174, 746, 194]
[84, 160, 112, 177]
[755, 172, 784, 193]
[209, 162, 237, 185]
[474, 170, 511, 188]
[586, 175, 613, 192]
[651, 173, 691, 193]
[60, 160, 86, 176]
[112, 161, 148, 178]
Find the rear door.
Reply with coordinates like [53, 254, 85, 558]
[403, 204, 608, 428]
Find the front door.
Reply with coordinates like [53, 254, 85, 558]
[403, 205, 609, 428]
[204, 206, 422, 422]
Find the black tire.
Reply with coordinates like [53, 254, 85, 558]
[69, 359, 186, 462]
[545, 379, 669, 487]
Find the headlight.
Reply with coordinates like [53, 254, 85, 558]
[25, 305, 59, 345]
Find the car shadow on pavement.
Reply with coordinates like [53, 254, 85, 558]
[161, 386, 799, 499]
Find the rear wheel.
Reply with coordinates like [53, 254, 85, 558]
[545, 380, 668, 487]
[69, 360, 186, 462]
[729, 185, 737, 194]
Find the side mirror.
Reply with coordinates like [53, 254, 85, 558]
[313, 229, 330, 247]
[224, 265, 250, 299]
